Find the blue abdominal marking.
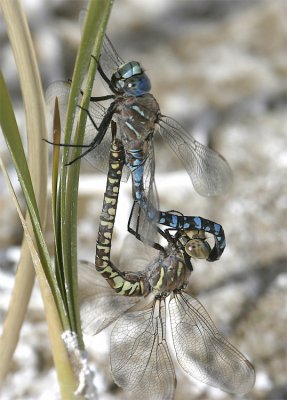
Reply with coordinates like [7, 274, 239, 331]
[127, 153, 226, 261]
[194, 217, 202, 229]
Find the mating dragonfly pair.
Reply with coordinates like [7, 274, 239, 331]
[47, 35, 255, 398]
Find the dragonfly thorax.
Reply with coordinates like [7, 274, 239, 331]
[147, 253, 191, 294]
[111, 61, 151, 96]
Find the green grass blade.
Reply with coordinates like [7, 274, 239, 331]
[0, 69, 65, 317]
[56, 0, 114, 337]
[51, 98, 67, 300]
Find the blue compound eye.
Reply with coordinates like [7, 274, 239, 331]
[123, 74, 151, 95]
[111, 61, 151, 95]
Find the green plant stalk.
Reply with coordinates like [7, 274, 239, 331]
[51, 98, 67, 302]
[57, 0, 114, 338]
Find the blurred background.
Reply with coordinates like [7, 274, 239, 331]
[0, 0, 287, 399]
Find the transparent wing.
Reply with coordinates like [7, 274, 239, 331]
[45, 80, 130, 180]
[119, 234, 158, 272]
[159, 115, 233, 196]
[79, 10, 125, 99]
[80, 10, 124, 79]
[128, 200, 161, 251]
[143, 142, 159, 213]
[79, 10, 124, 82]
[99, 34, 125, 80]
[45, 80, 106, 130]
[78, 261, 140, 335]
[169, 292, 255, 395]
[111, 300, 176, 400]
[142, 144, 161, 240]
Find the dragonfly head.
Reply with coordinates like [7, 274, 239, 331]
[111, 61, 151, 95]
[177, 230, 212, 260]
[184, 238, 211, 260]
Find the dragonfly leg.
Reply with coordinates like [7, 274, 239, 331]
[77, 105, 100, 130]
[65, 101, 118, 165]
[68, 76, 115, 101]
[91, 55, 118, 94]
[89, 94, 115, 102]
[43, 101, 107, 151]
[127, 201, 164, 252]
[43, 138, 91, 148]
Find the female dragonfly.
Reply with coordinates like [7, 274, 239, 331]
[78, 137, 255, 400]
[46, 35, 231, 256]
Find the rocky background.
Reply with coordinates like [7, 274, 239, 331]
[0, 0, 287, 399]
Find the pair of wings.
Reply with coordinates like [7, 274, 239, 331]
[79, 261, 255, 399]
[45, 81, 232, 196]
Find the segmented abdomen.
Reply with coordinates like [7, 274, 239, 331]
[95, 139, 148, 296]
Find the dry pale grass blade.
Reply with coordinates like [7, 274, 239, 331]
[0, 239, 35, 383]
[0, 0, 48, 381]
[0, 0, 48, 216]
[0, 158, 79, 399]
